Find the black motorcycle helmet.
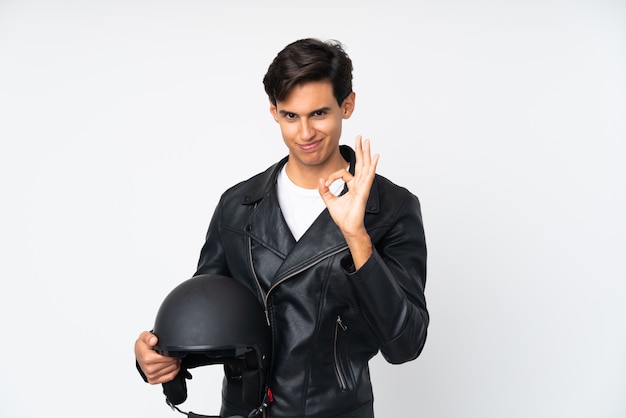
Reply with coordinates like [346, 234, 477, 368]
[152, 274, 272, 418]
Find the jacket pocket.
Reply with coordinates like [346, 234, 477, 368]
[334, 314, 351, 390]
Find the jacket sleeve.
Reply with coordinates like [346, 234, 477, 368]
[341, 192, 428, 364]
[194, 196, 231, 277]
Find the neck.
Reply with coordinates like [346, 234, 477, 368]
[285, 155, 347, 189]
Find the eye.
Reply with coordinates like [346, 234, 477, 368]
[285, 112, 297, 120]
[313, 110, 326, 117]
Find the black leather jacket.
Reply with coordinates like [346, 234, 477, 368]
[194, 145, 428, 418]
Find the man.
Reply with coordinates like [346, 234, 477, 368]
[135, 38, 428, 417]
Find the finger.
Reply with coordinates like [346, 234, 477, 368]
[318, 178, 333, 203]
[318, 174, 347, 203]
[323, 168, 353, 187]
[355, 136, 377, 178]
[354, 135, 364, 171]
[139, 330, 158, 347]
[361, 137, 372, 168]
[135, 333, 153, 359]
[355, 134, 363, 153]
[142, 350, 179, 369]
[370, 153, 380, 173]
[147, 360, 181, 384]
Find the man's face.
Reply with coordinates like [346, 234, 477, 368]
[270, 80, 355, 178]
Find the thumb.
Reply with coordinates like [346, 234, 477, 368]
[147, 333, 158, 347]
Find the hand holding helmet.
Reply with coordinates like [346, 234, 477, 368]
[149, 274, 272, 418]
[134, 331, 181, 384]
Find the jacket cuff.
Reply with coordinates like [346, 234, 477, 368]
[136, 359, 149, 383]
[342, 249, 408, 340]
[340, 253, 356, 274]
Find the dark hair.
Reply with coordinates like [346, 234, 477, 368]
[263, 38, 353, 106]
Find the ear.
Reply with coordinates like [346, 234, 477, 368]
[341, 92, 356, 119]
[269, 101, 279, 123]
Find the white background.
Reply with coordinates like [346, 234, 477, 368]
[1, 1, 625, 417]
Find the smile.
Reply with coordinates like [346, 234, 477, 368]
[298, 139, 323, 152]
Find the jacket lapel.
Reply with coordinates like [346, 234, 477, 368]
[245, 191, 296, 258]
[271, 209, 348, 283]
[241, 145, 381, 287]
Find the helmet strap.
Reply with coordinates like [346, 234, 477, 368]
[164, 386, 272, 418]
[166, 399, 220, 417]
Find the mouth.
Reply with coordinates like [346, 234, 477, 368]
[298, 139, 323, 152]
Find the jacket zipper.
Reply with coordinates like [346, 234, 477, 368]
[247, 235, 270, 326]
[256, 243, 349, 320]
[247, 237, 350, 393]
[334, 314, 348, 390]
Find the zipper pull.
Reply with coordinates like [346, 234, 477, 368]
[336, 315, 347, 331]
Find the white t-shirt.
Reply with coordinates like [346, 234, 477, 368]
[276, 164, 345, 241]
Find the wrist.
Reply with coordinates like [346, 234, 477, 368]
[344, 230, 373, 270]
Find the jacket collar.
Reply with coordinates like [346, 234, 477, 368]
[238, 145, 381, 285]
[239, 145, 380, 215]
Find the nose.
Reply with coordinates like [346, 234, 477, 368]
[299, 118, 315, 141]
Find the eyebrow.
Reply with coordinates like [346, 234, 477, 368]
[278, 106, 333, 117]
